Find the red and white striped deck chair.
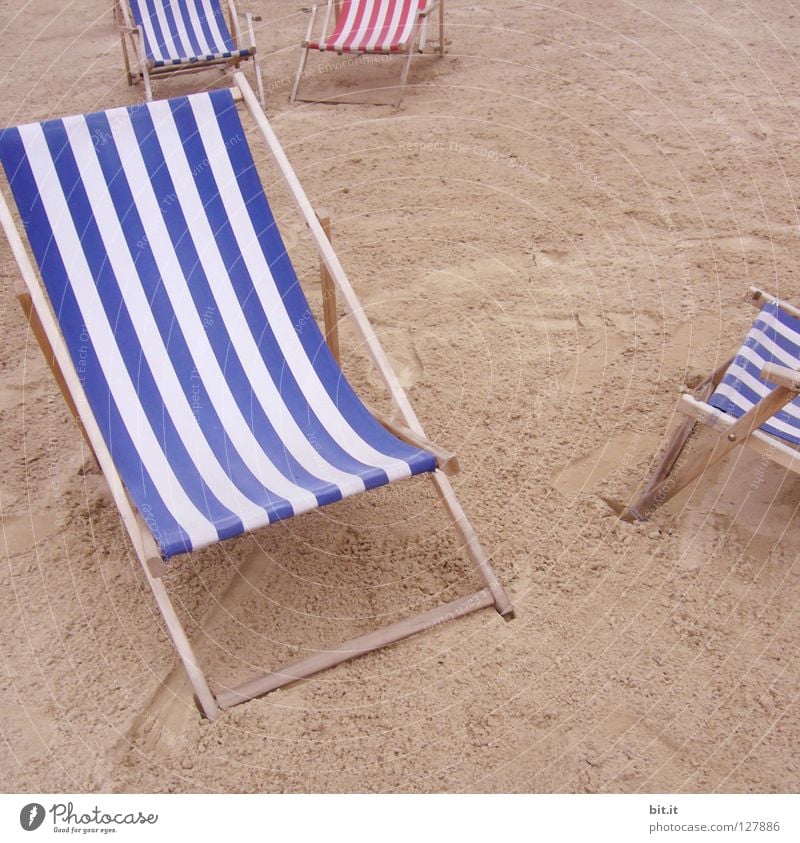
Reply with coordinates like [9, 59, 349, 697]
[291, 0, 445, 108]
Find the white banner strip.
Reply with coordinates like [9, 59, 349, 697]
[1, 793, 798, 841]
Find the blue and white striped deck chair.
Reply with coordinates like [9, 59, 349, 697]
[618, 288, 800, 522]
[116, 0, 265, 106]
[0, 73, 512, 719]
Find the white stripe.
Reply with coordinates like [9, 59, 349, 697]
[168, 0, 199, 58]
[380, 0, 406, 50]
[18, 122, 219, 549]
[182, 0, 214, 55]
[141, 98, 397, 493]
[132, 0, 167, 63]
[64, 114, 299, 531]
[332, 0, 361, 51]
[365, 0, 392, 51]
[198, 0, 230, 51]
[188, 94, 415, 481]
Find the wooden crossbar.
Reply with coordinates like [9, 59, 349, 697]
[217, 588, 493, 708]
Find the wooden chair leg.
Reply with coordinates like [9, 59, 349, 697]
[638, 356, 734, 499]
[429, 471, 515, 619]
[135, 513, 220, 720]
[314, 208, 340, 362]
[290, 46, 310, 103]
[395, 34, 419, 109]
[621, 382, 798, 522]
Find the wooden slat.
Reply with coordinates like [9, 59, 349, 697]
[315, 207, 341, 363]
[678, 394, 800, 473]
[635, 355, 733, 501]
[745, 286, 800, 320]
[217, 588, 494, 708]
[363, 400, 459, 475]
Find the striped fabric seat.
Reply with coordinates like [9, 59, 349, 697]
[0, 89, 436, 559]
[129, 0, 251, 66]
[709, 300, 800, 446]
[309, 0, 426, 53]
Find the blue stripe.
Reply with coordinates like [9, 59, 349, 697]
[83, 108, 303, 524]
[175, 92, 407, 491]
[709, 302, 800, 446]
[124, 97, 345, 508]
[208, 91, 436, 479]
[37, 116, 251, 549]
[0, 125, 196, 556]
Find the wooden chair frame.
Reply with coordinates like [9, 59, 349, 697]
[290, 0, 445, 109]
[0, 73, 513, 720]
[617, 288, 800, 522]
[114, 0, 266, 106]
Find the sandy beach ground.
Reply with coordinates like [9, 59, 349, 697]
[0, 0, 798, 793]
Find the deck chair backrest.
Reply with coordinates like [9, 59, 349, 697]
[318, 0, 426, 53]
[709, 301, 800, 446]
[0, 89, 436, 560]
[129, 0, 238, 64]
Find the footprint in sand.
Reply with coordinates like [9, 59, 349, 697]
[560, 331, 626, 394]
[536, 248, 572, 268]
[550, 430, 661, 496]
[676, 233, 771, 253]
[664, 315, 725, 375]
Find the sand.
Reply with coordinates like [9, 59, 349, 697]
[1, 0, 798, 793]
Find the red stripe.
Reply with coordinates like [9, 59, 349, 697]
[327, 0, 352, 44]
[342, 0, 370, 51]
[392, 0, 414, 48]
[313, 0, 424, 53]
[371, 0, 397, 49]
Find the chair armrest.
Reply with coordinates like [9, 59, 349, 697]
[363, 402, 460, 476]
[761, 363, 800, 391]
[746, 286, 800, 320]
[420, 0, 441, 17]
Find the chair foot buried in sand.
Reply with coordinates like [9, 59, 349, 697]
[291, 0, 445, 108]
[0, 72, 513, 721]
[115, 0, 266, 106]
[611, 288, 800, 522]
